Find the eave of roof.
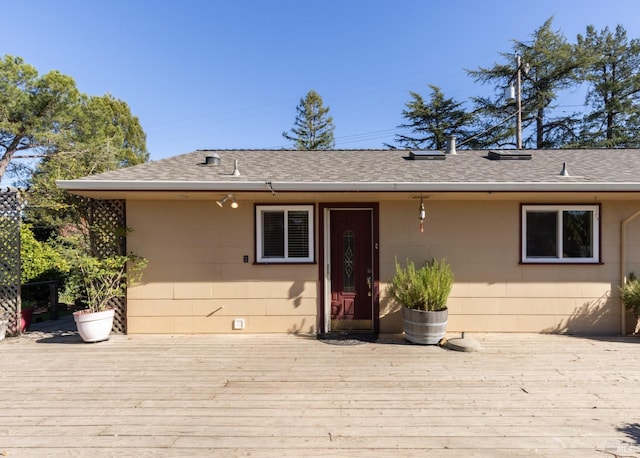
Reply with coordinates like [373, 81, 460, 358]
[57, 179, 640, 193]
[56, 148, 640, 194]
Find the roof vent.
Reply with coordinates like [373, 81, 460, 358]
[445, 135, 457, 154]
[560, 162, 570, 177]
[409, 151, 446, 161]
[231, 159, 241, 177]
[204, 153, 221, 166]
[487, 150, 532, 161]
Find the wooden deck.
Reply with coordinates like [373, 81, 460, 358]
[1, 325, 639, 457]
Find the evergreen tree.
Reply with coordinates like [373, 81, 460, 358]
[0, 54, 148, 233]
[575, 25, 640, 147]
[26, 93, 148, 232]
[0, 55, 80, 180]
[283, 90, 335, 150]
[467, 18, 581, 148]
[392, 85, 472, 149]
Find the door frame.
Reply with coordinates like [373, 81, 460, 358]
[318, 203, 380, 334]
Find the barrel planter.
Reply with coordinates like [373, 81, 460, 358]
[403, 307, 448, 345]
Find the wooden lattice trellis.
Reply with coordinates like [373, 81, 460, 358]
[0, 190, 22, 336]
[74, 197, 128, 334]
[1, 193, 128, 336]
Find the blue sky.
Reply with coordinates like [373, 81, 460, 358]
[4, 0, 640, 161]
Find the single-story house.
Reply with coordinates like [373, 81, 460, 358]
[57, 146, 640, 336]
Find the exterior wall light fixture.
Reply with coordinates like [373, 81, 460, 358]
[216, 194, 239, 208]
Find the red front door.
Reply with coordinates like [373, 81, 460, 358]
[329, 210, 374, 331]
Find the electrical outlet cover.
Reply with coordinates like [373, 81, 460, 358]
[233, 318, 245, 330]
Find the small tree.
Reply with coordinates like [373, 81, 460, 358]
[66, 252, 147, 313]
[283, 90, 335, 150]
[60, 227, 146, 313]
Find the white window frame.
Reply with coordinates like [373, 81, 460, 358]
[255, 205, 314, 263]
[521, 204, 600, 264]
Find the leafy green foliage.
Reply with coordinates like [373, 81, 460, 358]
[467, 18, 580, 149]
[20, 224, 69, 284]
[283, 90, 335, 150]
[25, 93, 148, 231]
[64, 249, 147, 313]
[466, 19, 640, 149]
[0, 55, 80, 180]
[575, 25, 640, 147]
[388, 258, 453, 312]
[1, 54, 148, 233]
[620, 272, 640, 316]
[392, 85, 473, 149]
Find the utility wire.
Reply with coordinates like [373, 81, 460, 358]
[457, 113, 517, 148]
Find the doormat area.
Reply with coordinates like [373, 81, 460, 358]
[316, 333, 417, 346]
[317, 333, 378, 345]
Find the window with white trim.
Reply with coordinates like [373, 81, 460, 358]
[521, 205, 600, 263]
[256, 205, 314, 263]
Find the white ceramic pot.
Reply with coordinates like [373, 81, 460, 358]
[0, 319, 8, 341]
[73, 309, 115, 343]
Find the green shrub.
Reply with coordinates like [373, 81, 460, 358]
[65, 253, 147, 313]
[620, 272, 640, 316]
[388, 258, 453, 311]
[20, 224, 70, 283]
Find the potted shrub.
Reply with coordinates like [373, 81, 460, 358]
[388, 258, 454, 344]
[68, 253, 146, 343]
[620, 272, 640, 334]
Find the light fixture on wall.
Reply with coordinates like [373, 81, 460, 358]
[418, 194, 426, 233]
[216, 194, 238, 208]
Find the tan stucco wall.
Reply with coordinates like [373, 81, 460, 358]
[379, 200, 640, 335]
[126, 196, 640, 335]
[126, 200, 318, 334]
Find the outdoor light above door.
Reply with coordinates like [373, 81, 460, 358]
[216, 194, 238, 208]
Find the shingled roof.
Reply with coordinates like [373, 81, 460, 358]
[57, 148, 640, 193]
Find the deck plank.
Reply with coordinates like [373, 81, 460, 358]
[0, 332, 639, 457]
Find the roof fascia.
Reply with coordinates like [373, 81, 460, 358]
[56, 180, 640, 193]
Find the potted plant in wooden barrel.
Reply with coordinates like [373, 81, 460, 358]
[388, 258, 453, 345]
[620, 272, 640, 334]
[69, 253, 146, 343]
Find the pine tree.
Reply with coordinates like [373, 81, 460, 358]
[0, 55, 80, 180]
[467, 18, 580, 149]
[392, 85, 472, 149]
[576, 25, 640, 147]
[283, 90, 335, 150]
